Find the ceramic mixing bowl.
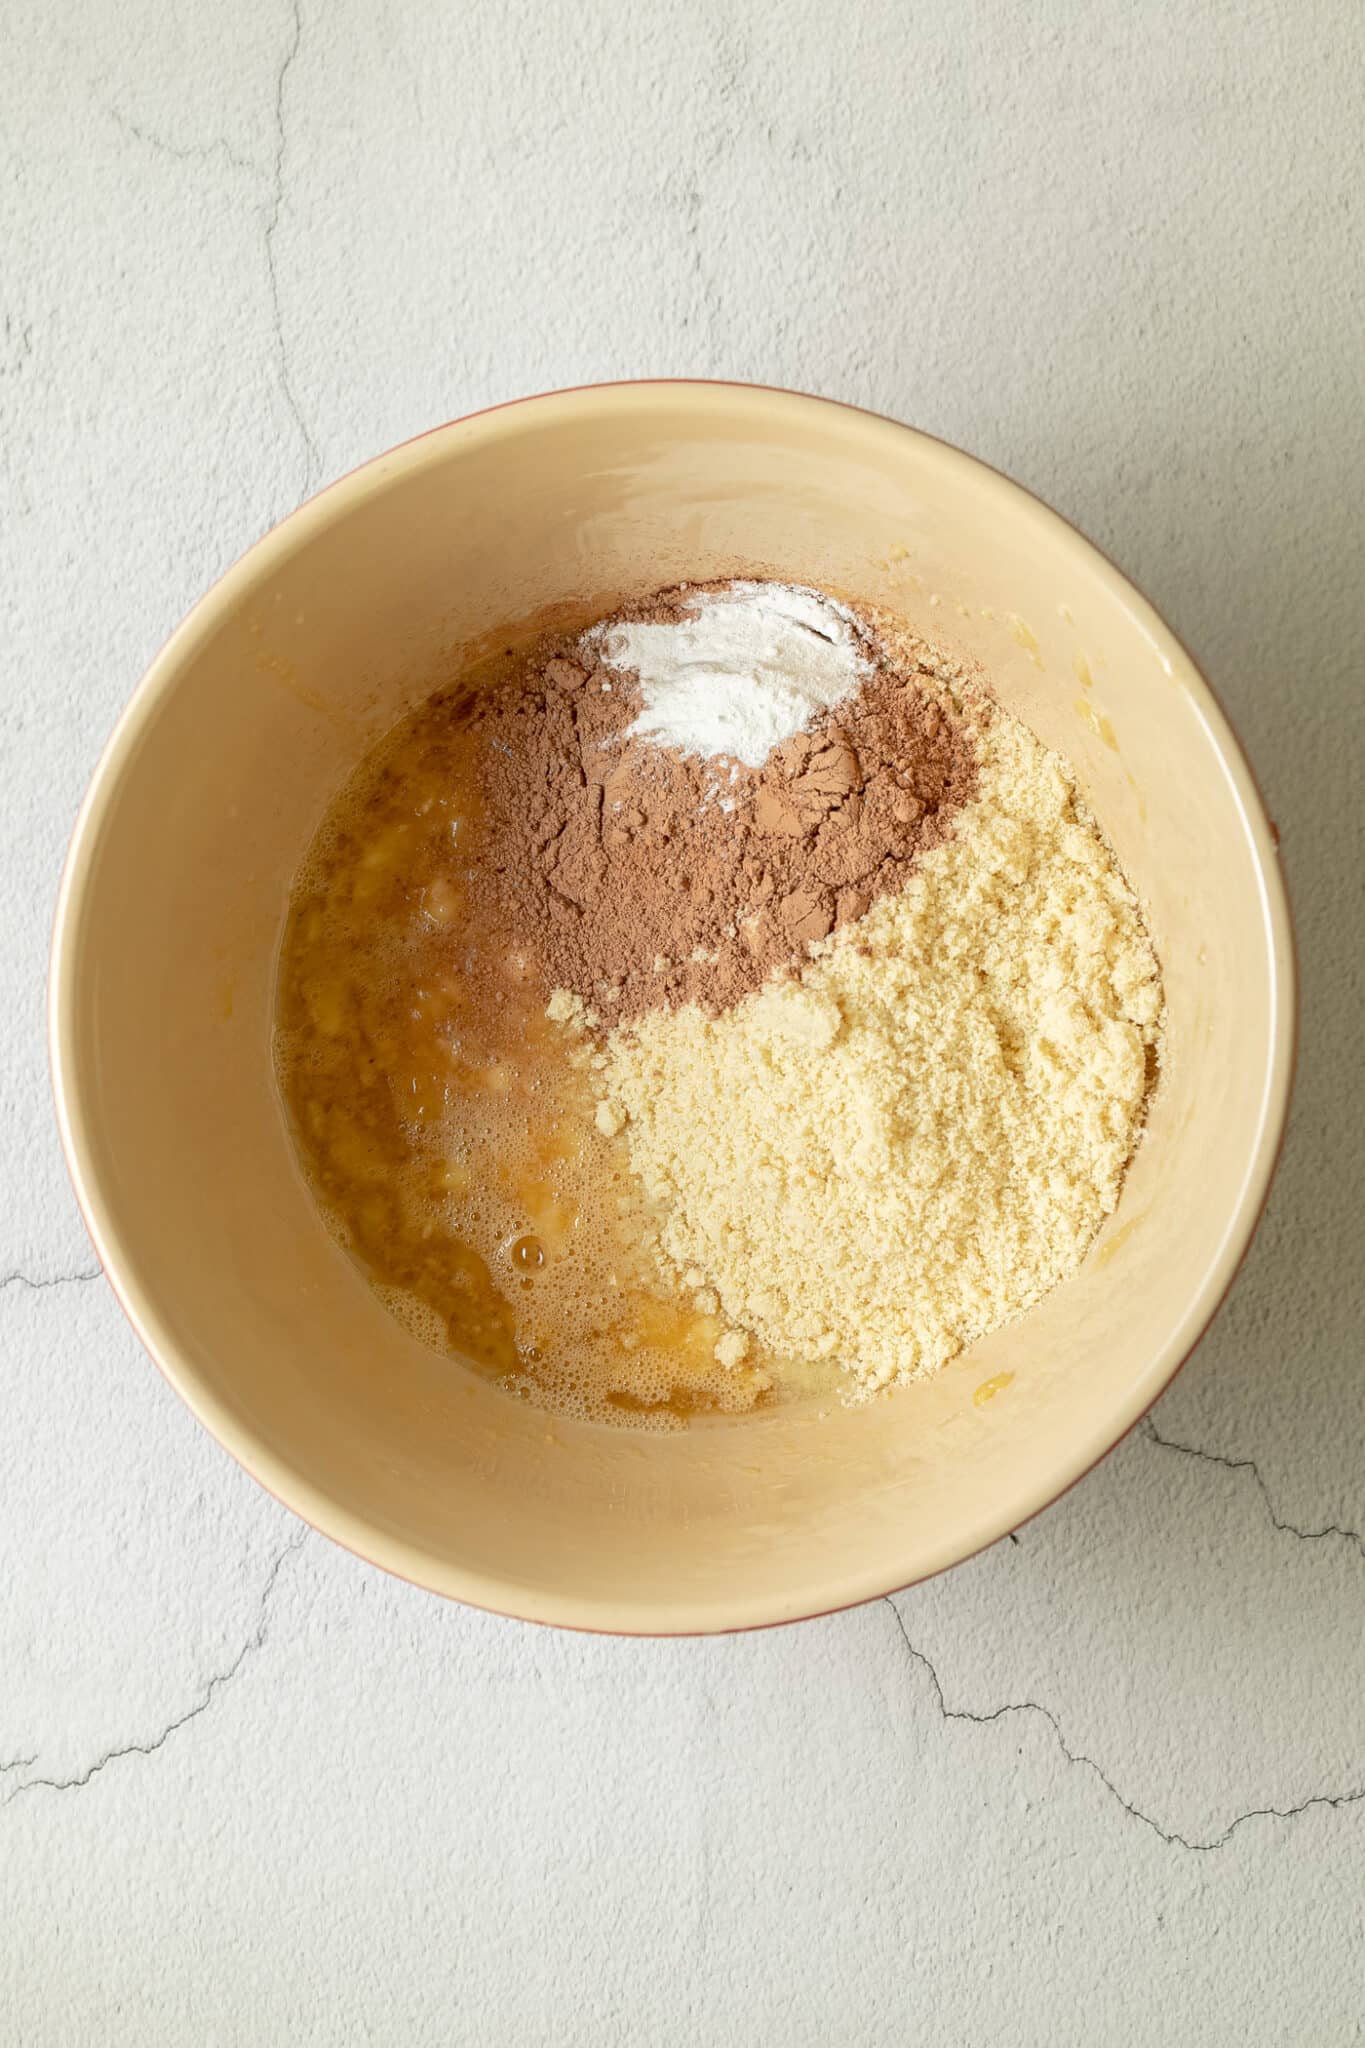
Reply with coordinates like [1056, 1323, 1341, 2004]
[49, 382, 1294, 1632]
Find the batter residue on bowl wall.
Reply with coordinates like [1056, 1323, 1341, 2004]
[275, 581, 1163, 1427]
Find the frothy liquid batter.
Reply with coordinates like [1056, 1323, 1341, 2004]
[275, 656, 796, 1428]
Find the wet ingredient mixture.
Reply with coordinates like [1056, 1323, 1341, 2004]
[276, 580, 1163, 1425]
[276, 671, 779, 1426]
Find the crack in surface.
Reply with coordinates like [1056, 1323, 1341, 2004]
[264, 0, 320, 495]
[1, 313, 34, 378]
[662, 23, 749, 342]
[1145, 1417, 1365, 1559]
[108, 106, 257, 177]
[883, 1597, 1365, 1852]
[0, 1267, 101, 1296]
[3, 1535, 305, 1808]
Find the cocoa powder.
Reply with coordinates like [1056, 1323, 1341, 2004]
[449, 594, 978, 1023]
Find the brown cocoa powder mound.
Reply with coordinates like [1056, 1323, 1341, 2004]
[451, 600, 979, 1025]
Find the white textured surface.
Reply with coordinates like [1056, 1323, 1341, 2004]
[3, 1, 1364, 2038]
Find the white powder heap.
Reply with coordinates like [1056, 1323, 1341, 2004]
[585, 581, 870, 768]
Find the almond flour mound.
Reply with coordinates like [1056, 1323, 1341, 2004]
[587, 696, 1164, 1393]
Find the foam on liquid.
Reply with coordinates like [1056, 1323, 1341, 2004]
[275, 651, 796, 1430]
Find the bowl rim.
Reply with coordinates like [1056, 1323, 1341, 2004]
[48, 377, 1298, 1636]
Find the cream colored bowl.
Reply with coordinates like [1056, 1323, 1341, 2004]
[50, 382, 1294, 1633]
